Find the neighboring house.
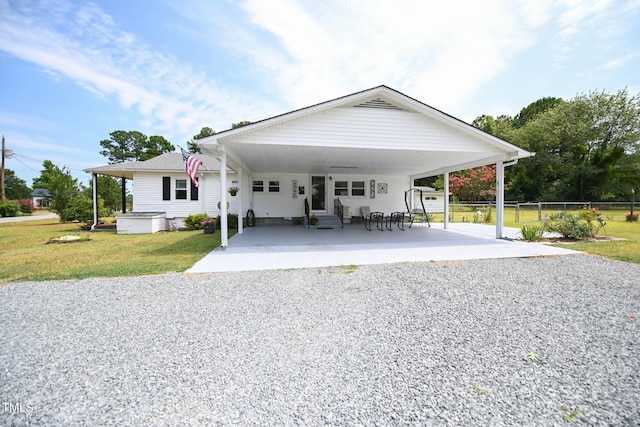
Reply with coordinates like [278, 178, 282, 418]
[31, 188, 51, 208]
[86, 85, 533, 243]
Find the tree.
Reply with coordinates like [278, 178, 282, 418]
[449, 165, 502, 202]
[472, 114, 515, 141]
[232, 121, 252, 129]
[188, 127, 216, 153]
[512, 97, 563, 129]
[99, 131, 175, 164]
[4, 169, 31, 200]
[143, 135, 175, 161]
[508, 89, 640, 201]
[88, 175, 122, 212]
[45, 164, 82, 222]
[70, 189, 109, 228]
[32, 160, 58, 190]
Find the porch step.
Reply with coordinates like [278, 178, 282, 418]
[315, 215, 343, 229]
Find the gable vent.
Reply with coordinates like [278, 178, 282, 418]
[353, 98, 405, 110]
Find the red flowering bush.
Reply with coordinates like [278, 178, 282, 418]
[449, 165, 510, 202]
[18, 199, 36, 214]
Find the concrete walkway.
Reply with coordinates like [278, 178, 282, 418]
[187, 222, 577, 273]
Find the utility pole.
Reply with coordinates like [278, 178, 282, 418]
[1, 135, 5, 202]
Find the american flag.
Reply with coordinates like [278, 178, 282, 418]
[181, 148, 202, 187]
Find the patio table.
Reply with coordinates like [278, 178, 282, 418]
[366, 212, 385, 231]
[387, 212, 405, 231]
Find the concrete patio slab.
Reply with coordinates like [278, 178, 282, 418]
[187, 222, 578, 273]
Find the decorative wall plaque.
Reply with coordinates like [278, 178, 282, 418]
[378, 183, 388, 194]
[370, 179, 375, 198]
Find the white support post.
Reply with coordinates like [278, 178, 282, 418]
[444, 171, 449, 229]
[496, 161, 504, 239]
[91, 173, 98, 231]
[220, 150, 228, 248]
[238, 167, 244, 234]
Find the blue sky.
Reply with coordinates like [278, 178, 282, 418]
[1, 0, 639, 186]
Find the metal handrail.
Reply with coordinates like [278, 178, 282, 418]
[335, 198, 344, 228]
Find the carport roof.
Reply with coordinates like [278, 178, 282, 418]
[196, 85, 533, 178]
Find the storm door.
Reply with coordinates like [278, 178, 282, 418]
[311, 175, 326, 212]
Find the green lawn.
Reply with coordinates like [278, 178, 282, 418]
[435, 206, 640, 264]
[0, 216, 234, 282]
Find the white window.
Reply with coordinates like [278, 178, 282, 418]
[175, 179, 187, 199]
[253, 180, 264, 192]
[334, 181, 348, 196]
[269, 180, 280, 192]
[351, 181, 365, 197]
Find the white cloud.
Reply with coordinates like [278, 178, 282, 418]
[227, 0, 543, 111]
[0, 0, 266, 140]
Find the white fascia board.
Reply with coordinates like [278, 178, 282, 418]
[410, 152, 527, 180]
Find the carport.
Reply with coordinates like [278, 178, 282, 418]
[196, 86, 534, 248]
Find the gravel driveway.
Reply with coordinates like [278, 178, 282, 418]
[1, 254, 639, 426]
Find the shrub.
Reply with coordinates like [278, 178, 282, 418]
[520, 223, 545, 241]
[215, 213, 239, 229]
[483, 207, 492, 223]
[546, 213, 594, 239]
[626, 212, 638, 222]
[184, 213, 212, 230]
[18, 199, 36, 214]
[68, 195, 110, 229]
[0, 200, 19, 217]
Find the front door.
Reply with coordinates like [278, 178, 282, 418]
[311, 175, 326, 212]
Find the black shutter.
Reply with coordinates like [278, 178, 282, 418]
[162, 177, 171, 200]
[190, 180, 198, 201]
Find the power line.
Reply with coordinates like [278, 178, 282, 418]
[11, 152, 88, 174]
[11, 155, 40, 173]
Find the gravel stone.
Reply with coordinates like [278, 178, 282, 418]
[1, 254, 639, 426]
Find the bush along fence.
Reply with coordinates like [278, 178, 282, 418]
[520, 207, 608, 241]
[447, 201, 639, 223]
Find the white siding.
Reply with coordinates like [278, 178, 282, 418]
[247, 173, 410, 218]
[226, 107, 491, 152]
[328, 175, 410, 217]
[132, 171, 249, 220]
[250, 173, 309, 218]
[131, 171, 414, 221]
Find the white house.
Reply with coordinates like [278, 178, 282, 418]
[31, 188, 51, 208]
[86, 85, 533, 242]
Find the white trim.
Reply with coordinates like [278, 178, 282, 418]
[220, 151, 228, 248]
[496, 161, 504, 238]
[238, 167, 244, 235]
[444, 172, 449, 230]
